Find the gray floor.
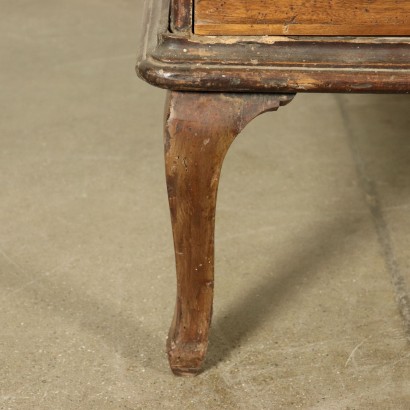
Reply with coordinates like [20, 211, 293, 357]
[1, 1, 410, 409]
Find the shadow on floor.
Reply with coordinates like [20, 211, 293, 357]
[0, 256, 164, 371]
[204, 94, 410, 371]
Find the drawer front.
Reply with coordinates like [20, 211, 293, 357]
[194, 0, 410, 35]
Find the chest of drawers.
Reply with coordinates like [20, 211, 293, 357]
[137, 0, 410, 376]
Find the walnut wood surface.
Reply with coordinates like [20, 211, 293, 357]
[164, 91, 294, 375]
[195, 0, 410, 36]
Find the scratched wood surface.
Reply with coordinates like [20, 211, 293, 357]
[195, 0, 410, 35]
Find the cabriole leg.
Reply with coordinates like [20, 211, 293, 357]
[164, 91, 294, 376]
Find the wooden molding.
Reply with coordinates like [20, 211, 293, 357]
[137, 0, 410, 93]
[170, 0, 192, 32]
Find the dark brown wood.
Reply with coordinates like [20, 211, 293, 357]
[137, 0, 410, 93]
[170, 0, 192, 32]
[154, 36, 410, 69]
[195, 0, 410, 36]
[164, 91, 294, 376]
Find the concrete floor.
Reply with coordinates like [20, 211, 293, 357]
[1, 1, 410, 409]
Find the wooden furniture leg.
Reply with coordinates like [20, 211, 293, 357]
[164, 91, 294, 376]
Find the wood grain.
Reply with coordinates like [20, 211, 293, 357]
[164, 91, 294, 376]
[195, 0, 410, 35]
